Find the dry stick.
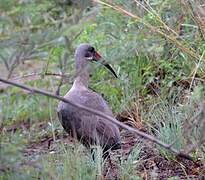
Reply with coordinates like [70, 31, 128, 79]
[189, 50, 205, 92]
[93, 0, 201, 60]
[134, 0, 179, 37]
[0, 78, 194, 161]
[11, 72, 69, 81]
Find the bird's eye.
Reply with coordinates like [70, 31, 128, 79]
[85, 52, 91, 58]
[87, 46, 95, 52]
[85, 46, 95, 58]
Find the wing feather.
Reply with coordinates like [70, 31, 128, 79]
[57, 89, 121, 150]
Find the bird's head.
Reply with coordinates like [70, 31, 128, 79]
[75, 44, 118, 78]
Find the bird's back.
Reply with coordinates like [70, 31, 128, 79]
[57, 88, 121, 151]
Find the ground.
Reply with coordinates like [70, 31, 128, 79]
[2, 118, 204, 179]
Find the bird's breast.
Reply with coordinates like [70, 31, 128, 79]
[61, 89, 113, 116]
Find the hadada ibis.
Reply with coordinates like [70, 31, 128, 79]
[57, 44, 121, 159]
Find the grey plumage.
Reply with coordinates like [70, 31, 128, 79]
[57, 44, 121, 157]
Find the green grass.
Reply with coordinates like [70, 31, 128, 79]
[148, 86, 205, 160]
[120, 144, 142, 179]
[149, 103, 185, 159]
[1, 0, 205, 179]
[41, 144, 99, 180]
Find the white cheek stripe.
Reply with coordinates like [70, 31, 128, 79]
[86, 57, 93, 60]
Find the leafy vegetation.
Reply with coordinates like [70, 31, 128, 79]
[0, 0, 205, 179]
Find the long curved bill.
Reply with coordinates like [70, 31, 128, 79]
[93, 51, 118, 78]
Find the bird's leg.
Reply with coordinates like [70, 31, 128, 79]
[91, 146, 103, 162]
[102, 149, 114, 169]
[71, 122, 77, 140]
[108, 155, 113, 168]
[102, 150, 110, 160]
[70, 122, 80, 149]
[91, 148, 96, 161]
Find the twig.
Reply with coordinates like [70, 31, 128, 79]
[134, 0, 179, 37]
[189, 50, 205, 92]
[10, 72, 69, 81]
[168, 139, 178, 148]
[0, 77, 195, 162]
[93, 0, 201, 60]
[55, 51, 69, 95]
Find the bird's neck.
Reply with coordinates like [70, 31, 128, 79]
[73, 70, 90, 89]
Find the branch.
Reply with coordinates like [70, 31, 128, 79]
[0, 77, 194, 161]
